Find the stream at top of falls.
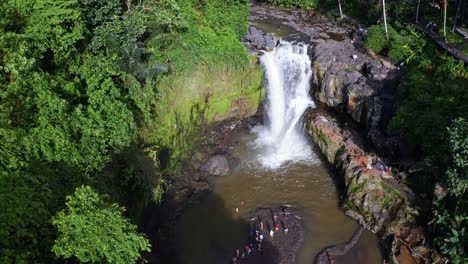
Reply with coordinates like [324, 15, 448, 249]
[174, 40, 382, 264]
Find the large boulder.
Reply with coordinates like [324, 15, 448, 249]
[201, 155, 231, 176]
[244, 26, 277, 51]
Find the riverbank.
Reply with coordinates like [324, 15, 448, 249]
[306, 109, 441, 263]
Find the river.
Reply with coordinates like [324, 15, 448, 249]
[173, 5, 382, 264]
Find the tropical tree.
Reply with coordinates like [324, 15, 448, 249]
[52, 185, 151, 263]
[432, 118, 468, 264]
[443, 0, 448, 41]
[452, 0, 463, 31]
[416, 0, 421, 22]
[382, 0, 389, 40]
[338, 0, 343, 18]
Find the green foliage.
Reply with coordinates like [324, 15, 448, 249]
[389, 44, 468, 160]
[152, 0, 250, 73]
[365, 24, 388, 53]
[201, 0, 250, 39]
[52, 185, 151, 263]
[0, 164, 81, 263]
[146, 0, 188, 32]
[265, 0, 318, 8]
[0, 173, 54, 263]
[1, 0, 254, 262]
[446, 118, 468, 197]
[78, 0, 121, 28]
[432, 203, 467, 264]
[0, 0, 168, 262]
[366, 24, 426, 62]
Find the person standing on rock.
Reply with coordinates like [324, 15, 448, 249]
[282, 221, 289, 234]
[270, 229, 274, 237]
[366, 155, 373, 170]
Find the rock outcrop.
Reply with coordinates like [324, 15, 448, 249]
[244, 26, 278, 51]
[311, 40, 400, 156]
[306, 110, 443, 263]
[315, 227, 364, 264]
[200, 155, 231, 176]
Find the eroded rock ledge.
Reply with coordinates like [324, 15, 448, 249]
[306, 110, 442, 263]
[311, 39, 402, 159]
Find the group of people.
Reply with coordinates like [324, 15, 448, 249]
[429, 1, 441, 10]
[352, 26, 368, 42]
[426, 21, 438, 32]
[354, 153, 393, 179]
[231, 211, 289, 264]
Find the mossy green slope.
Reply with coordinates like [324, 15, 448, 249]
[143, 0, 264, 167]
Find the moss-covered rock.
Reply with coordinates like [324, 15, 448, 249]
[142, 60, 263, 168]
[305, 110, 441, 263]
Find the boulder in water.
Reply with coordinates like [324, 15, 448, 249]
[244, 26, 278, 51]
[201, 155, 231, 176]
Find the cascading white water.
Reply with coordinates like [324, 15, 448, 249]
[253, 41, 316, 169]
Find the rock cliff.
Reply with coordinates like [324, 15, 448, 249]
[311, 40, 401, 157]
[306, 110, 442, 263]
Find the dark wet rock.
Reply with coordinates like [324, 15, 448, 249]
[395, 244, 420, 264]
[232, 207, 304, 264]
[305, 110, 442, 263]
[201, 155, 231, 176]
[314, 227, 364, 264]
[311, 40, 401, 156]
[248, 5, 351, 43]
[244, 26, 278, 51]
[190, 151, 206, 170]
[318, 32, 330, 39]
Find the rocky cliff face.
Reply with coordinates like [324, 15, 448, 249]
[311, 40, 401, 157]
[306, 110, 442, 263]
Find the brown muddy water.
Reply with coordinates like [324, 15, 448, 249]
[174, 129, 382, 264]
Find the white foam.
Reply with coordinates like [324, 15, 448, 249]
[253, 41, 317, 169]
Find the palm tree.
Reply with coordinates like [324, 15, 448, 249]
[452, 0, 463, 32]
[338, 0, 343, 18]
[382, 0, 389, 40]
[416, 0, 421, 23]
[443, 0, 448, 42]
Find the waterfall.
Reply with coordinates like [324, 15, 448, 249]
[253, 41, 316, 169]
